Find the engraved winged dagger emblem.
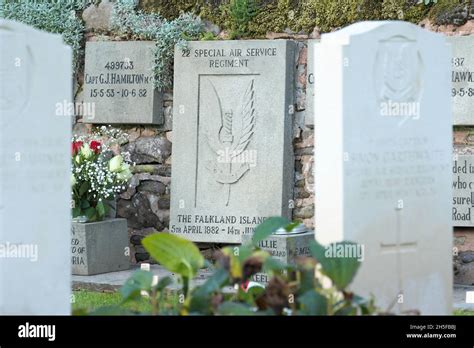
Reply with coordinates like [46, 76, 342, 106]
[205, 79, 256, 206]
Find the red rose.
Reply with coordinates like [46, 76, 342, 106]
[90, 140, 101, 154]
[72, 141, 83, 155]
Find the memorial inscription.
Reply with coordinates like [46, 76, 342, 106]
[170, 40, 296, 243]
[452, 154, 474, 226]
[447, 36, 474, 125]
[84, 41, 162, 124]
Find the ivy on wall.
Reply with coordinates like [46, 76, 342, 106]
[111, 0, 204, 91]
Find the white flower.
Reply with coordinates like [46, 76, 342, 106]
[80, 143, 93, 159]
[109, 155, 124, 173]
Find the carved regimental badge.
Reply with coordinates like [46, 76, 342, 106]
[205, 79, 256, 206]
[375, 36, 423, 119]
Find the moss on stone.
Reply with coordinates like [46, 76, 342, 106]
[380, 0, 428, 23]
[138, 0, 206, 18]
[137, 0, 470, 36]
[296, 0, 383, 33]
[247, 0, 300, 36]
[428, 0, 469, 25]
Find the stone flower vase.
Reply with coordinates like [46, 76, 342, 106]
[71, 197, 129, 276]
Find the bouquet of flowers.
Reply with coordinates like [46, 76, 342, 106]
[71, 126, 133, 222]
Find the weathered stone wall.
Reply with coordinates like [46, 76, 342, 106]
[76, 2, 474, 269]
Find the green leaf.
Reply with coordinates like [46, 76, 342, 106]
[72, 206, 81, 218]
[142, 233, 204, 279]
[238, 285, 265, 306]
[120, 270, 153, 302]
[189, 268, 229, 314]
[298, 290, 328, 315]
[96, 200, 106, 217]
[299, 268, 317, 294]
[193, 268, 229, 298]
[252, 217, 290, 245]
[79, 182, 89, 196]
[262, 257, 291, 278]
[285, 221, 300, 232]
[236, 244, 253, 263]
[84, 207, 97, 221]
[309, 240, 361, 290]
[80, 199, 90, 209]
[217, 302, 256, 315]
[153, 276, 173, 292]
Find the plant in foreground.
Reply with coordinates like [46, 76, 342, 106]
[75, 217, 378, 315]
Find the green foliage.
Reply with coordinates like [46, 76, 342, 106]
[0, 0, 87, 71]
[138, 0, 209, 19]
[111, 0, 203, 90]
[142, 233, 204, 297]
[80, 217, 378, 316]
[200, 31, 217, 40]
[309, 240, 361, 290]
[247, 0, 299, 36]
[427, 0, 469, 25]
[137, 0, 458, 36]
[298, 0, 383, 32]
[251, 216, 290, 244]
[228, 0, 259, 37]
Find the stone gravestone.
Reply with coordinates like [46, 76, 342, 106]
[315, 22, 453, 314]
[447, 36, 474, 125]
[170, 40, 295, 244]
[0, 20, 71, 314]
[84, 41, 162, 124]
[304, 39, 318, 127]
[452, 154, 474, 226]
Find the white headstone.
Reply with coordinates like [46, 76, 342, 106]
[315, 21, 453, 314]
[0, 20, 72, 314]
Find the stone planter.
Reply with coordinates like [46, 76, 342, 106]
[71, 218, 130, 275]
[247, 226, 314, 284]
